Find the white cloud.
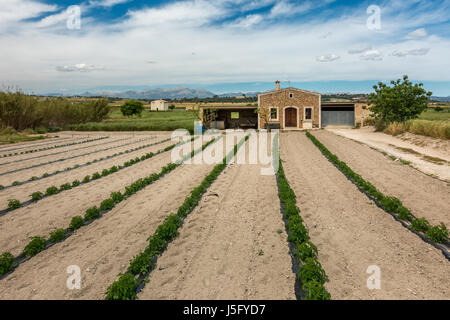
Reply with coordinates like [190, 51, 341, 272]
[392, 48, 430, 57]
[407, 28, 428, 39]
[0, 0, 57, 30]
[89, 0, 131, 7]
[229, 14, 262, 28]
[56, 64, 104, 72]
[348, 46, 372, 54]
[359, 50, 383, 61]
[316, 54, 340, 62]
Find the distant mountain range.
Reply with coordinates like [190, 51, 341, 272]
[44, 86, 450, 101]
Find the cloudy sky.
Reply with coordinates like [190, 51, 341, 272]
[1, 0, 450, 95]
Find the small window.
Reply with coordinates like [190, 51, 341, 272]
[289, 93, 294, 98]
[270, 107, 278, 120]
[305, 108, 312, 120]
[231, 112, 239, 119]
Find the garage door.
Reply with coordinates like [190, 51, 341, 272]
[321, 106, 355, 127]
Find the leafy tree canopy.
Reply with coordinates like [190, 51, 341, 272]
[368, 75, 432, 123]
[120, 100, 144, 117]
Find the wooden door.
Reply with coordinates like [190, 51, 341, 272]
[285, 108, 297, 127]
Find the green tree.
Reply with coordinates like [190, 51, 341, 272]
[369, 75, 432, 124]
[120, 100, 144, 117]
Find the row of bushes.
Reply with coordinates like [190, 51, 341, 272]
[0, 136, 108, 158]
[383, 119, 450, 140]
[306, 132, 449, 245]
[0, 137, 171, 190]
[3, 137, 181, 213]
[0, 92, 110, 130]
[277, 160, 331, 300]
[105, 135, 249, 300]
[0, 136, 220, 277]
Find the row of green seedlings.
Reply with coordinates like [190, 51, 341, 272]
[306, 132, 449, 251]
[104, 135, 249, 300]
[2, 137, 185, 214]
[0, 137, 171, 191]
[277, 160, 331, 300]
[0, 136, 108, 158]
[0, 136, 220, 278]
[0, 136, 154, 178]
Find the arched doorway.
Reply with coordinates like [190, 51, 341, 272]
[284, 107, 298, 128]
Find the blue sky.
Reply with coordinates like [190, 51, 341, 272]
[1, 0, 450, 95]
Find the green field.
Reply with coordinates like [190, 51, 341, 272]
[419, 108, 450, 121]
[0, 132, 47, 145]
[70, 109, 199, 133]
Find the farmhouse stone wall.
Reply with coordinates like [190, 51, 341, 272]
[258, 88, 321, 129]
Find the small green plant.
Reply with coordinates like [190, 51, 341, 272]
[8, 199, 21, 210]
[128, 252, 154, 276]
[60, 183, 71, 191]
[101, 169, 109, 177]
[72, 180, 81, 187]
[45, 186, 58, 196]
[277, 229, 283, 234]
[84, 206, 100, 221]
[397, 207, 413, 221]
[30, 192, 44, 202]
[425, 223, 449, 243]
[82, 175, 90, 183]
[411, 217, 430, 232]
[69, 216, 84, 230]
[49, 229, 66, 243]
[23, 236, 47, 258]
[0, 185, 4, 190]
[110, 192, 124, 203]
[0, 252, 15, 276]
[42, 173, 49, 178]
[12, 181, 20, 186]
[297, 258, 328, 285]
[100, 198, 115, 211]
[92, 172, 101, 180]
[29, 176, 38, 181]
[105, 273, 139, 300]
[302, 281, 331, 300]
[258, 249, 264, 256]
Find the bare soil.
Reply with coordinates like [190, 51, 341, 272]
[314, 130, 450, 226]
[280, 132, 449, 300]
[138, 162, 296, 300]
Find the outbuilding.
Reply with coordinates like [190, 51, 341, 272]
[151, 99, 169, 111]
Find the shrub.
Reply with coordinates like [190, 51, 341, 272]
[411, 217, 430, 232]
[30, 192, 44, 202]
[72, 180, 81, 187]
[45, 186, 58, 196]
[295, 241, 318, 261]
[84, 206, 100, 221]
[82, 175, 90, 183]
[100, 198, 115, 211]
[110, 192, 124, 203]
[49, 229, 66, 243]
[120, 100, 144, 118]
[101, 169, 109, 177]
[128, 252, 154, 276]
[302, 281, 331, 300]
[297, 258, 328, 285]
[23, 236, 47, 258]
[0, 252, 15, 276]
[425, 223, 449, 244]
[12, 181, 20, 186]
[69, 216, 84, 230]
[105, 273, 139, 300]
[8, 199, 21, 210]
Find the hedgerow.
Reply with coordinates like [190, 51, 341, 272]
[105, 134, 248, 300]
[306, 131, 449, 247]
[23, 236, 47, 258]
[277, 160, 330, 300]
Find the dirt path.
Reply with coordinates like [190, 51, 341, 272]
[280, 132, 449, 300]
[314, 130, 450, 226]
[0, 136, 165, 185]
[138, 162, 296, 300]
[0, 148, 177, 256]
[0, 163, 214, 299]
[328, 128, 450, 181]
[0, 139, 174, 208]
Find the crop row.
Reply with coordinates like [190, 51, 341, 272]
[0, 135, 219, 278]
[105, 134, 249, 300]
[0, 137, 171, 191]
[306, 132, 449, 258]
[0, 136, 135, 167]
[0, 136, 108, 158]
[276, 157, 331, 300]
[0, 136, 157, 177]
[1, 137, 182, 215]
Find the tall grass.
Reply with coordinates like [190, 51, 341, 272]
[384, 120, 450, 140]
[0, 92, 110, 131]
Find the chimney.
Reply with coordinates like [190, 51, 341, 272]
[275, 80, 280, 91]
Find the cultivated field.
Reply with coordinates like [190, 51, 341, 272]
[0, 130, 448, 300]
